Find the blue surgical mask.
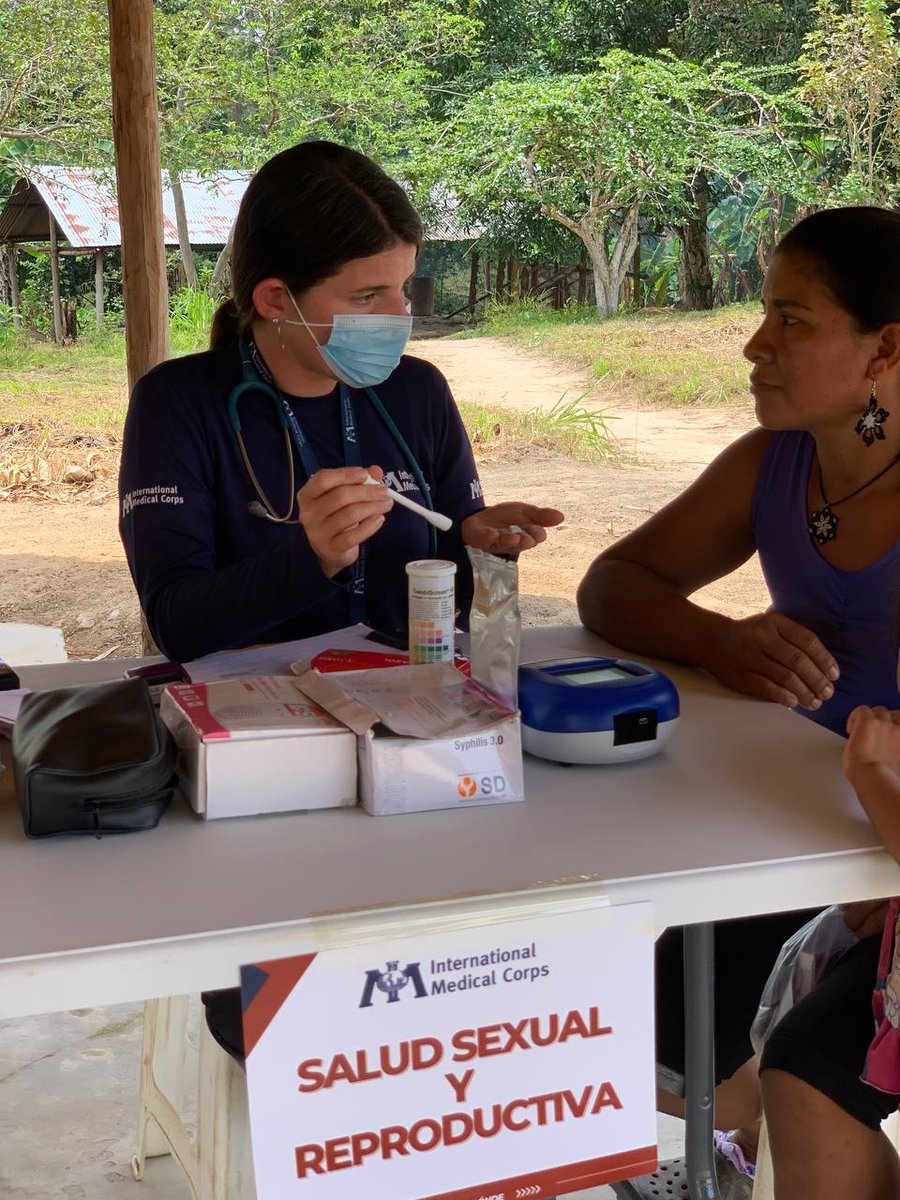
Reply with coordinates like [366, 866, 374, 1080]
[284, 292, 412, 388]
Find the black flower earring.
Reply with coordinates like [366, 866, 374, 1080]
[856, 381, 890, 447]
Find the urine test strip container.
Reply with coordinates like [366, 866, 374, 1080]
[406, 559, 457, 664]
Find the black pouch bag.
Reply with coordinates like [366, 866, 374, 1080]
[11, 677, 177, 838]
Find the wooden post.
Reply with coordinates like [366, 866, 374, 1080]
[107, 0, 169, 391]
[468, 249, 479, 311]
[49, 220, 63, 345]
[510, 256, 520, 302]
[495, 256, 506, 301]
[95, 250, 105, 329]
[9, 245, 20, 324]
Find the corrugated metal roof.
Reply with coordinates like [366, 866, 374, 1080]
[0, 165, 478, 248]
[0, 166, 250, 249]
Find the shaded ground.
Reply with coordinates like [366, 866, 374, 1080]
[0, 335, 766, 659]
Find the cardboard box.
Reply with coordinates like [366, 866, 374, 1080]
[294, 662, 524, 816]
[160, 676, 357, 819]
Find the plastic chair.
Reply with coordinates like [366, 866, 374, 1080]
[132, 995, 256, 1199]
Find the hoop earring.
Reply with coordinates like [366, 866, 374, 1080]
[856, 380, 890, 446]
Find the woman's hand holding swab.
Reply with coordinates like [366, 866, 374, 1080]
[363, 472, 453, 531]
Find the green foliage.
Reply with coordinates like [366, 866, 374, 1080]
[0, 0, 109, 160]
[799, 0, 900, 205]
[440, 51, 811, 314]
[170, 287, 215, 336]
[670, 0, 816, 68]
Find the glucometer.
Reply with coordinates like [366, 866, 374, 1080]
[518, 655, 680, 764]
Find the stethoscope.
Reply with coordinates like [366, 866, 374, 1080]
[226, 337, 438, 559]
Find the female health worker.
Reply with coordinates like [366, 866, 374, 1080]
[118, 140, 564, 664]
[118, 140, 564, 1065]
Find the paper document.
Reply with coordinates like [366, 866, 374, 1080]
[185, 625, 374, 683]
[295, 662, 515, 739]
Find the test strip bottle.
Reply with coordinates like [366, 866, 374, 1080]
[406, 560, 457, 664]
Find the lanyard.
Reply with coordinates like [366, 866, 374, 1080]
[249, 339, 367, 622]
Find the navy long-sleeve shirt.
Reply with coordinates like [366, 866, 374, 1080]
[119, 342, 485, 661]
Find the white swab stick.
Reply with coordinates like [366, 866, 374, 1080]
[364, 474, 453, 531]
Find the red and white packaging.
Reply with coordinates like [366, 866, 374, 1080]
[294, 662, 523, 817]
[159, 676, 357, 819]
[309, 647, 470, 675]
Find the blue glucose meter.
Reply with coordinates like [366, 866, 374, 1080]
[518, 656, 680, 764]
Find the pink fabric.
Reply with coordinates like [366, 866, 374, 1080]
[863, 898, 900, 1093]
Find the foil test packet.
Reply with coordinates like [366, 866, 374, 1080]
[467, 546, 521, 712]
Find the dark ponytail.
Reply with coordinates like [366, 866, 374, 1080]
[210, 141, 423, 349]
[777, 207, 900, 332]
[209, 297, 242, 348]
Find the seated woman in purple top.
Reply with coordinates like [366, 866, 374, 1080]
[578, 207, 900, 1200]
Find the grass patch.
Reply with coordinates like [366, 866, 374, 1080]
[0, 326, 618, 494]
[459, 391, 617, 465]
[462, 300, 760, 407]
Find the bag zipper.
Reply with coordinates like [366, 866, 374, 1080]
[82, 779, 175, 839]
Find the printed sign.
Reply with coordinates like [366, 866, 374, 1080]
[241, 903, 656, 1200]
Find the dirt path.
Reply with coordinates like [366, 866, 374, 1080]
[0, 336, 767, 659]
[410, 335, 757, 478]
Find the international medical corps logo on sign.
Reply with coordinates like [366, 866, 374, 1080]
[359, 961, 428, 1008]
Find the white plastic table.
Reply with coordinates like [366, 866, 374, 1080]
[1, 625, 897, 1197]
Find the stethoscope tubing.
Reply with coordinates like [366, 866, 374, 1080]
[228, 345, 438, 555]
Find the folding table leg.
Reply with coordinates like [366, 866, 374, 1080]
[683, 923, 721, 1199]
[132, 995, 197, 1191]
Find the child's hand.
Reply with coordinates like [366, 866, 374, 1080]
[843, 706, 900, 775]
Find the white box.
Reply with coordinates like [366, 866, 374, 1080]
[159, 676, 357, 819]
[294, 663, 524, 816]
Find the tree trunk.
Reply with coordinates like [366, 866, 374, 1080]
[510, 256, 520, 302]
[210, 221, 235, 298]
[495, 256, 505, 301]
[49, 220, 63, 345]
[587, 206, 640, 317]
[0, 243, 11, 309]
[468, 249, 479, 311]
[541, 201, 640, 317]
[677, 171, 713, 311]
[169, 168, 199, 289]
[632, 239, 642, 308]
[577, 248, 588, 305]
[9, 244, 20, 323]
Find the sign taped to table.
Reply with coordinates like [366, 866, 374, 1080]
[240, 902, 656, 1200]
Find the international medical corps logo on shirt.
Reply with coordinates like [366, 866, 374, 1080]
[359, 961, 428, 1008]
[121, 484, 184, 518]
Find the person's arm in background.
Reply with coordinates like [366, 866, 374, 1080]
[119, 369, 389, 661]
[843, 706, 900, 861]
[577, 429, 837, 710]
